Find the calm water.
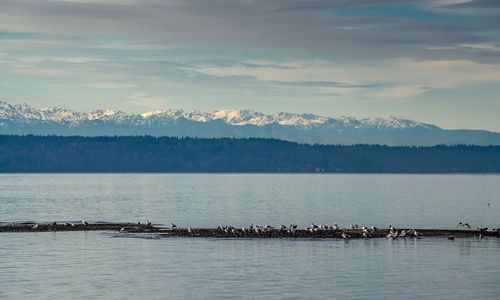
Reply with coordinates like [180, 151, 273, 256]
[1, 174, 499, 299]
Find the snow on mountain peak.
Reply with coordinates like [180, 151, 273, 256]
[360, 115, 428, 129]
[0, 101, 428, 130]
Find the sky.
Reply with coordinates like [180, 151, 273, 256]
[1, 0, 500, 131]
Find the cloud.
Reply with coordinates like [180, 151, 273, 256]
[1, 0, 498, 63]
[127, 94, 172, 110]
[459, 43, 500, 51]
[82, 82, 137, 89]
[185, 58, 500, 98]
[376, 85, 430, 99]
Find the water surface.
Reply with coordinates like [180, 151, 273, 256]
[1, 174, 498, 229]
[0, 232, 499, 300]
[1, 174, 499, 299]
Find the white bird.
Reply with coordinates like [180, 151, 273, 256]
[82, 220, 88, 226]
[120, 227, 127, 232]
[399, 230, 407, 237]
[333, 222, 339, 231]
[362, 231, 369, 238]
[342, 232, 350, 239]
[187, 227, 192, 234]
[32, 224, 39, 229]
[170, 222, 176, 229]
[371, 226, 378, 231]
[414, 230, 423, 237]
[145, 220, 151, 226]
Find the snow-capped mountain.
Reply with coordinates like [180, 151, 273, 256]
[0, 101, 499, 145]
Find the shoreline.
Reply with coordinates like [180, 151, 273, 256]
[1, 223, 498, 238]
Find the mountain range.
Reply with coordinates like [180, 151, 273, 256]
[1, 101, 499, 146]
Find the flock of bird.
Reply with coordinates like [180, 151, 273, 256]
[211, 222, 424, 239]
[7, 219, 497, 239]
[30, 220, 88, 229]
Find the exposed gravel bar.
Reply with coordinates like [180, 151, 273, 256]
[1, 223, 498, 239]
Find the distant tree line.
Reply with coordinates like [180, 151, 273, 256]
[0, 135, 499, 173]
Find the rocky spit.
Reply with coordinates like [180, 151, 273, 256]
[1, 223, 498, 239]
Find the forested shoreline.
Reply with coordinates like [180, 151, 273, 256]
[0, 135, 499, 173]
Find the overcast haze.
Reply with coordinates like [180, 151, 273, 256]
[1, 0, 500, 131]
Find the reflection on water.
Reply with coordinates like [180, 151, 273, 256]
[0, 232, 499, 299]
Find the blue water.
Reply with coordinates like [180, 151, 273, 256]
[1, 174, 499, 299]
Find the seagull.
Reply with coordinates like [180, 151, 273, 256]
[82, 220, 88, 226]
[145, 220, 151, 226]
[120, 227, 128, 232]
[170, 222, 177, 229]
[399, 230, 407, 237]
[187, 227, 192, 234]
[32, 224, 39, 229]
[332, 222, 339, 231]
[387, 231, 398, 239]
[362, 231, 369, 238]
[342, 232, 350, 239]
[414, 230, 423, 237]
[63, 222, 69, 226]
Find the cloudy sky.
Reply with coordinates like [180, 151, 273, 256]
[1, 0, 500, 130]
